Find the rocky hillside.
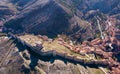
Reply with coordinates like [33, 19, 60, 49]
[3, 0, 71, 37]
[1, 0, 119, 40]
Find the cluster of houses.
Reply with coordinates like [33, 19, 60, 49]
[7, 17, 120, 74]
[57, 18, 120, 74]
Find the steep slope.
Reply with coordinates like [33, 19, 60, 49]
[0, 0, 17, 26]
[79, 0, 120, 20]
[2, 0, 120, 40]
[4, 0, 73, 37]
[2, 0, 93, 42]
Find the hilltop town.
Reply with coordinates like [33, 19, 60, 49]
[0, 0, 120, 74]
[1, 17, 117, 74]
